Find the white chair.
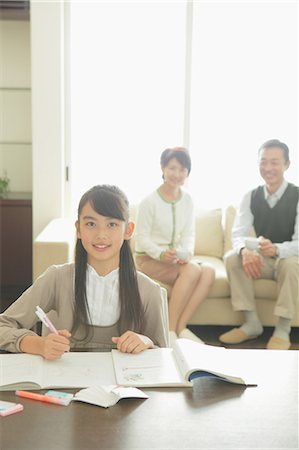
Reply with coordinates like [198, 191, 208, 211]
[160, 287, 170, 347]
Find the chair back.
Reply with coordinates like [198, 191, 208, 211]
[160, 287, 170, 347]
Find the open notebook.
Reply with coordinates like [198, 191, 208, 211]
[0, 339, 256, 391]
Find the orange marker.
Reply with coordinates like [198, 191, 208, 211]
[16, 390, 66, 406]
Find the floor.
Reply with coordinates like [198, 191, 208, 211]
[189, 325, 299, 350]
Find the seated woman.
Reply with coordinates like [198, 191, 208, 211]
[135, 147, 215, 345]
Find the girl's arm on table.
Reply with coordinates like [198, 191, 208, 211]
[0, 265, 71, 354]
[112, 331, 154, 354]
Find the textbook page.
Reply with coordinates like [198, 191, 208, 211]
[41, 352, 116, 388]
[112, 340, 252, 387]
[0, 352, 116, 390]
[112, 347, 191, 387]
[173, 339, 251, 385]
[72, 385, 149, 408]
[0, 354, 43, 390]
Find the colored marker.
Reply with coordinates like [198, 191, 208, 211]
[35, 306, 58, 334]
[0, 402, 24, 416]
[16, 390, 67, 406]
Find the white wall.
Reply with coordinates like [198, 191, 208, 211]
[0, 20, 32, 192]
[30, 0, 66, 238]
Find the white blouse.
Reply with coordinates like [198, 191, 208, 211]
[134, 189, 195, 260]
[86, 265, 120, 326]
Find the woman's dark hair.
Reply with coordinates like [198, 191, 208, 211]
[73, 184, 143, 340]
[160, 147, 191, 175]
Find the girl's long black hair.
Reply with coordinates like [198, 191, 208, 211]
[73, 185, 143, 340]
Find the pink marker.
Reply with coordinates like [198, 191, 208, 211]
[0, 402, 24, 416]
[35, 306, 58, 334]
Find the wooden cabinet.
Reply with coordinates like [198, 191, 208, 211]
[0, 193, 32, 312]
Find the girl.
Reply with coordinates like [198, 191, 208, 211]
[135, 147, 215, 345]
[0, 185, 168, 359]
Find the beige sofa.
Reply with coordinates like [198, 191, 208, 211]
[33, 206, 299, 327]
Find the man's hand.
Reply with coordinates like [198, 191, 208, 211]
[241, 248, 264, 278]
[112, 331, 154, 354]
[258, 237, 278, 258]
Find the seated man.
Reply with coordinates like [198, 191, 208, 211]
[220, 139, 298, 350]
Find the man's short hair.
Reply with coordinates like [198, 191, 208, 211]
[258, 139, 290, 162]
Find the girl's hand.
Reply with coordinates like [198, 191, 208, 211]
[112, 331, 154, 353]
[20, 330, 71, 360]
[41, 330, 71, 360]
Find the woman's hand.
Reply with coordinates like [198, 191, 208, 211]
[112, 331, 154, 353]
[20, 330, 71, 360]
[160, 248, 177, 264]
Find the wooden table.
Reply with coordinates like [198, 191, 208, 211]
[1, 349, 298, 449]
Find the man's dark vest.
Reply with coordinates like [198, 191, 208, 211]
[250, 183, 298, 243]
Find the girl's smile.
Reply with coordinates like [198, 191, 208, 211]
[93, 243, 110, 252]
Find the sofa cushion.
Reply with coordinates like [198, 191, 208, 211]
[223, 205, 236, 255]
[194, 209, 224, 258]
[193, 256, 230, 298]
[224, 205, 256, 255]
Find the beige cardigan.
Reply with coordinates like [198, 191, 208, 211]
[0, 263, 168, 353]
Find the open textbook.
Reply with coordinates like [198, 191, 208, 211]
[43, 386, 149, 408]
[0, 339, 256, 391]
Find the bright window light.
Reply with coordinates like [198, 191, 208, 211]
[69, 1, 298, 215]
[69, 1, 187, 215]
[188, 1, 298, 209]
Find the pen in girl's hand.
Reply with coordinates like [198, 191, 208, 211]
[35, 306, 58, 334]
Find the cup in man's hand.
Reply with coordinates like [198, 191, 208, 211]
[245, 237, 261, 251]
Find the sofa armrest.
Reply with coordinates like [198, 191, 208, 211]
[33, 218, 76, 280]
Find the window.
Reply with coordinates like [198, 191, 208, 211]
[188, 1, 298, 208]
[69, 1, 298, 214]
[69, 1, 187, 214]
